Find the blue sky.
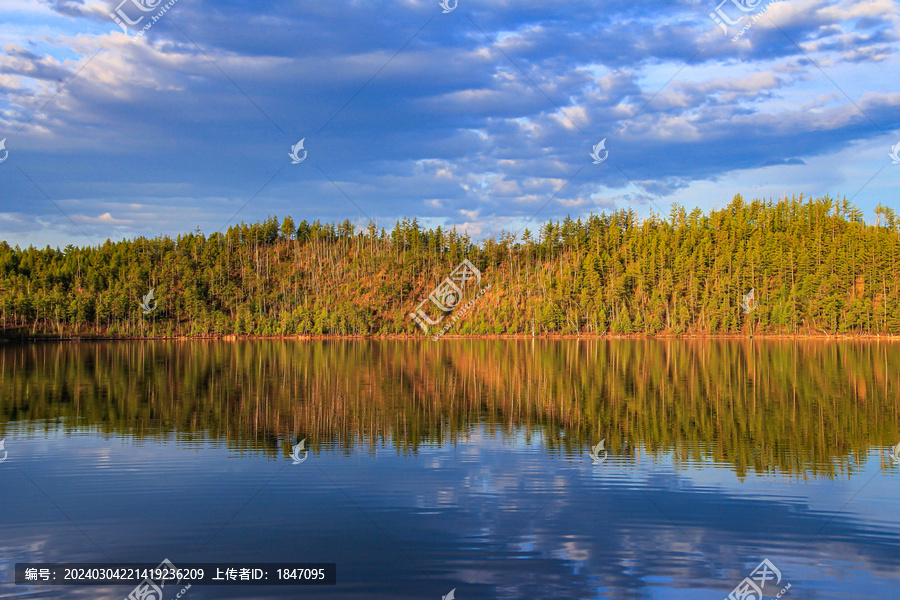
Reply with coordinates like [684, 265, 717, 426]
[1, 0, 899, 247]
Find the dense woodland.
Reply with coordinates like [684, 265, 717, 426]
[1, 194, 899, 338]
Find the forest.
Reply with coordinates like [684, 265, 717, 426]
[1, 194, 899, 338]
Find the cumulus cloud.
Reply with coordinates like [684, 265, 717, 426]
[73, 211, 131, 224]
[0, 0, 896, 247]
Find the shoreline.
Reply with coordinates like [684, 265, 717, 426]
[1, 332, 898, 342]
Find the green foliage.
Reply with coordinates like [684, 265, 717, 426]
[1, 195, 899, 338]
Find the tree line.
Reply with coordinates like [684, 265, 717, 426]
[1, 194, 899, 337]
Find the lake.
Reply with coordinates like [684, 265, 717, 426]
[1, 340, 899, 599]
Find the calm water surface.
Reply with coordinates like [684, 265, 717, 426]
[1, 340, 899, 599]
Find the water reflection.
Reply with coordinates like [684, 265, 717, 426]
[2, 341, 900, 599]
[2, 429, 899, 599]
[1, 339, 899, 478]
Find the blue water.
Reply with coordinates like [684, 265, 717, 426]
[1, 340, 899, 599]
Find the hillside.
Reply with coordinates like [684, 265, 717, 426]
[1, 194, 899, 338]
